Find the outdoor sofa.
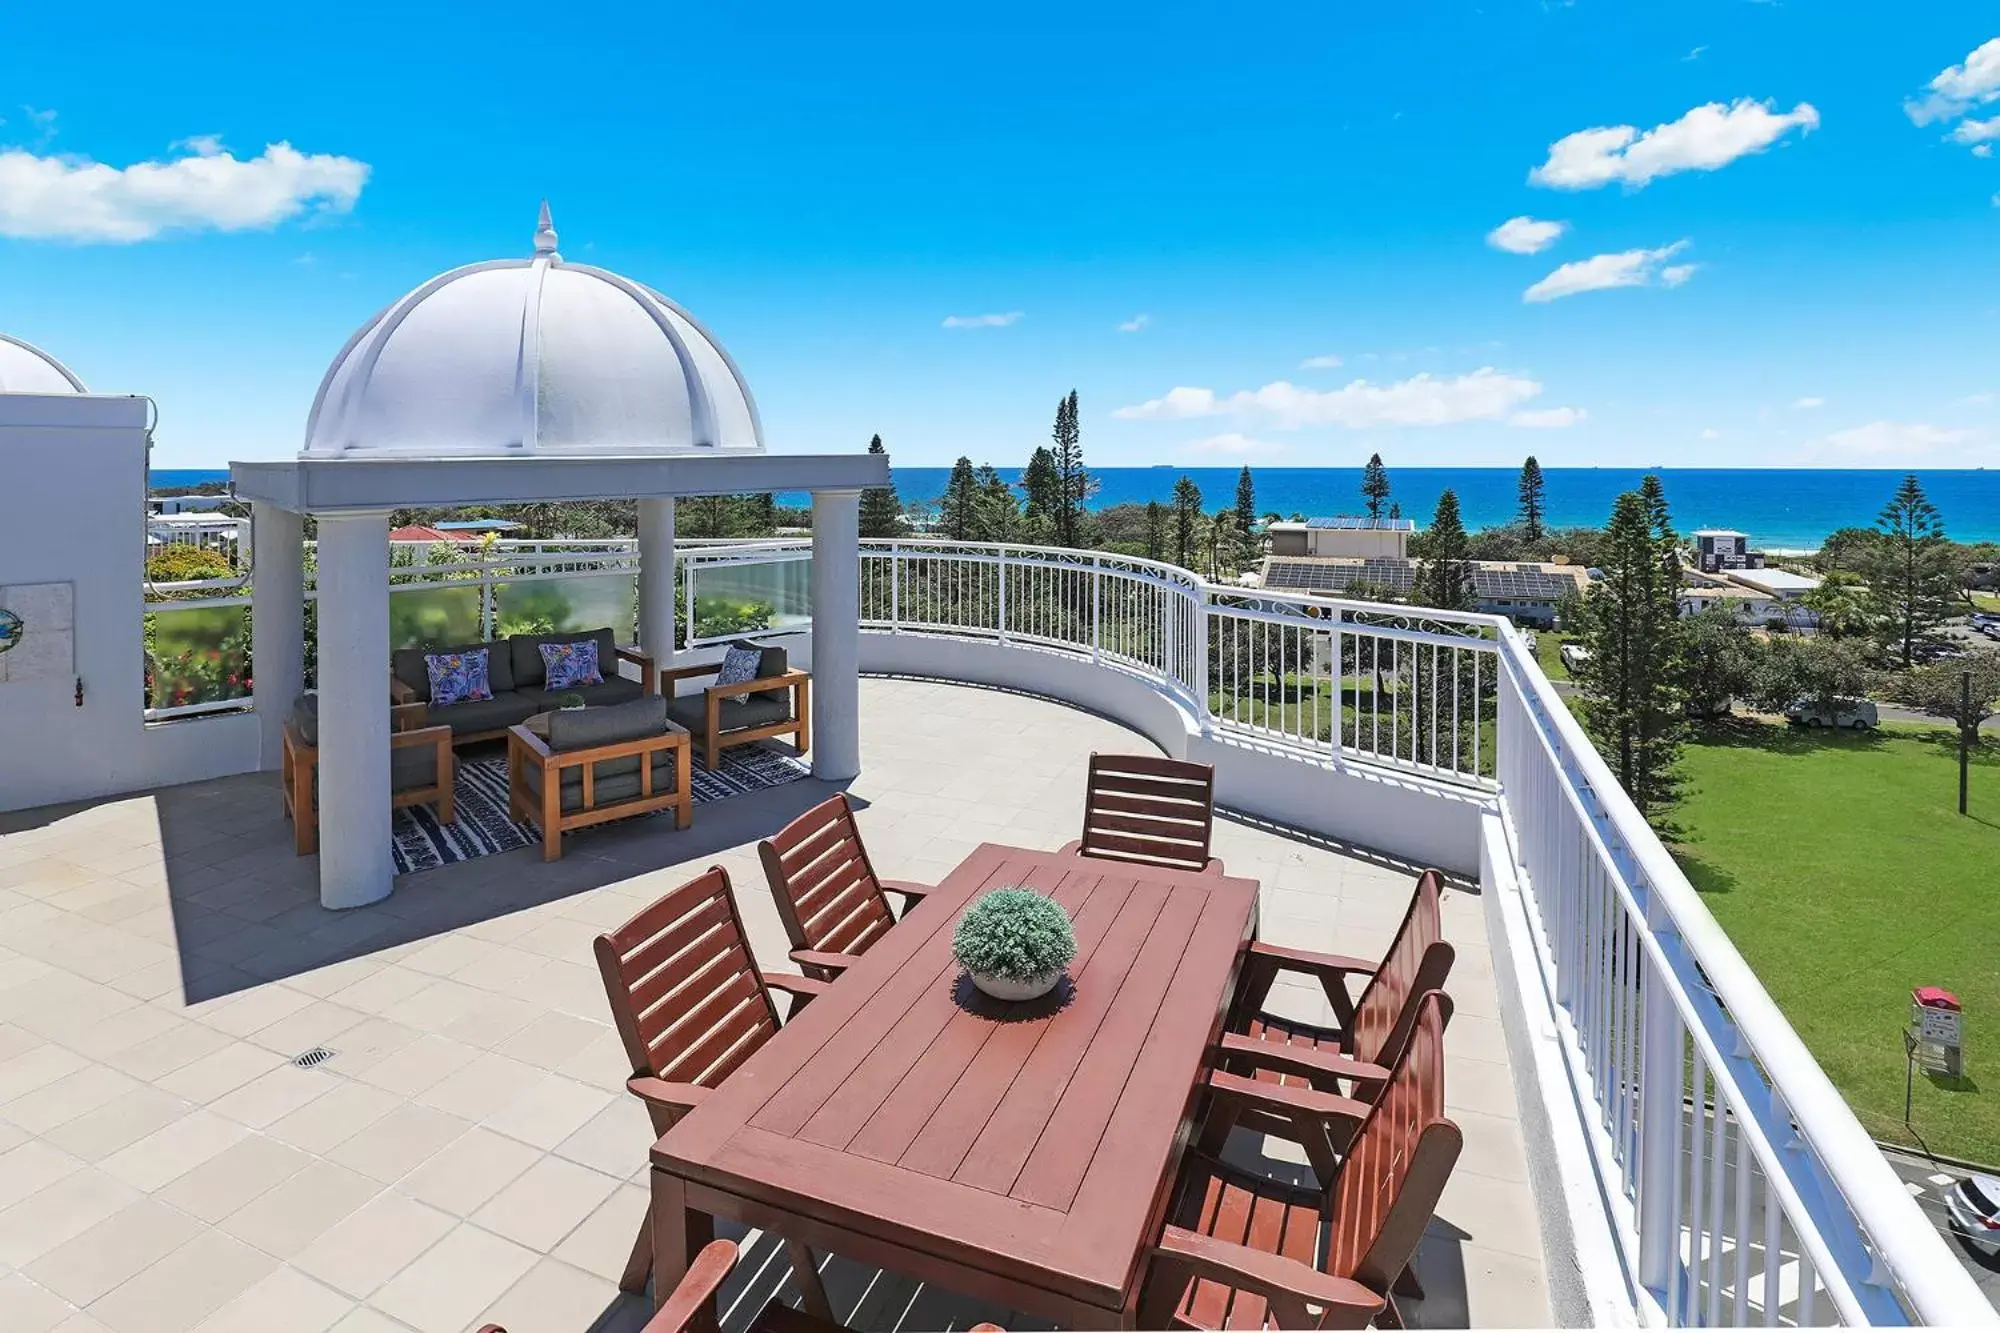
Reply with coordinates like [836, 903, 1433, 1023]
[388, 628, 655, 744]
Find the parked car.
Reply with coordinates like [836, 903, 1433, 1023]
[1784, 698, 1878, 730]
[1559, 643, 1590, 674]
[1946, 1174, 2000, 1257]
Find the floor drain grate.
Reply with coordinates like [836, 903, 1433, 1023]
[292, 1046, 337, 1069]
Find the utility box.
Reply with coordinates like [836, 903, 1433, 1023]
[1910, 986, 1964, 1078]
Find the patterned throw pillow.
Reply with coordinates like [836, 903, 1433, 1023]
[715, 644, 764, 703]
[540, 639, 604, 691]
[424, 648, 492, 707]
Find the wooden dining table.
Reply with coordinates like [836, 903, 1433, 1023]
[649, 841, 1262, 1329]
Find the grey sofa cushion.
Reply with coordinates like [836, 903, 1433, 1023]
[666, 692, 791, 735]
[510, 629, 617, 691]
[546, 694, 668, 751]
[426, 693, 539, 737]
[519, 750, 679, 815]
[390, 743, 441, 793]
[731, 639, 788, 680]
[290, 693, 319, 747]
[393, 642, 514, 702]
[515, 676, 645, 712]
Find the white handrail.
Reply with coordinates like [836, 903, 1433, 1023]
[1495, 623, 1995, 1325]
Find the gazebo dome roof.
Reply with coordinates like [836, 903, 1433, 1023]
[303, 204, 764, 460]
[0, 333, 87, 393]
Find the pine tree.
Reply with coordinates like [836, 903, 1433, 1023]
[1864, 473, 1958, 668]
[1416, 489, 1471, 610]
[858, 434, 904, 539]
[1051, 390, 1092, 548]
[939, 457, 980, 542]
[974, 464, 1017, 542]
[1517, 456, 1546, 544]
[1389, 501, 1402, 522]
[1232, 466, 1260, 568]
[1171, 476, 1203, 570]
[1361, 453, 1391, 521]
[748, 493, 777, 533]
[1575, 488, 1685, 821]
[1207, 508, 1237, 580]
[1021, 446, 1060, 522]
[1143, 501, 1168, 562]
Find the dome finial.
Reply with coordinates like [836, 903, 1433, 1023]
[533, 200, 559, 258]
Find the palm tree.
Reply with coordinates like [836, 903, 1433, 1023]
[1802, 569, 1871, 639]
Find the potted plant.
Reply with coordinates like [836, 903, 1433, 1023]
[952, 888, 1077, 1002]
[556, 691, 588, 712]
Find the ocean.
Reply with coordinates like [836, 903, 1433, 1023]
[149, 465, 2000, 549]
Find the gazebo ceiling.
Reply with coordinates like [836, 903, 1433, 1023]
[0, 332, 87, 394]
[303, 203, 764, 461]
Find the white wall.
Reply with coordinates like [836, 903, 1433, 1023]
[0, 395, 259, 813]
[858, 630, 1487, 875]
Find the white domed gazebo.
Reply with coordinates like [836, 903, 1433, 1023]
[231, 205, 885, 909]
[0, 333, 87, 394]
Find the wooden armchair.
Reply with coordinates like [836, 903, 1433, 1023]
[1138, 991, 1461, 1330]
[508, 697, 691, 861]
[1203, 870, 1455, 1170]
[661, 647, 810, 770]
[477, 1238, 1007, 1333]
[1059, 752, 1224, 875]
[592, 867, 834, 1314]
[282, 698, 454, 856]
[757, 793, 932, 982]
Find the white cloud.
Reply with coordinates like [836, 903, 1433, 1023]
[1684, 45, 1707, 62]
[1977, 144, 1995, 158]
[1950, 115, 2000, 145]
[1529, 98, 1820, 190]
[1792, 396, 1825, 409]
[1956, 392, 1993, 405]
[1508, 407, 1587, 428]
[1299, 354, 1344, 369]
[1906, 38, 2000, 126]
[1486, 215, 1567, 255]
[940, 311, 1022, 329]
[1700, 428, 1721, 440]
[0, 138, 369, 242]
[1180, 432, 1285, 456]
[1117, 314, 1150, 333]
[1821, 421, 1975, 457]
[1523, 241, 1693, 302]
[1112, 367, 1544, 429]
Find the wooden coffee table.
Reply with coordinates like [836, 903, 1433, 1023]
[650, 842, 1261, 1328]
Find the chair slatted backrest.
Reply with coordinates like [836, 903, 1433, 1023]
[1347, 869, 1455, 1066]
[593, 867, 783, 1130]
[759, 794, 897, 959]
[1324, 990, 1461, 1294]
[1076, 753, 1217, 873]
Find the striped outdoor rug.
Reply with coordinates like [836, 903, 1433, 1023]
[390, 746, 812, 874]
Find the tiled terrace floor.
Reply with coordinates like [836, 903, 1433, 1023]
[0, 678, 1551, 1333]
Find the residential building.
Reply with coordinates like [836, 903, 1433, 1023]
[1266, 514, 1414, 559]
[1259, 554, 1589, 627]
[1693, 527, 1768, 574]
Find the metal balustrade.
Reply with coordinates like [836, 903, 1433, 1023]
[135, 535, 2000, 1326]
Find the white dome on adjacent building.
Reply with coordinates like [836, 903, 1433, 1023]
[0, 333, 86, 394]
[303, 205, 764, 459]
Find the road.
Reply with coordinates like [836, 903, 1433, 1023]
[1880, 1143, 2000, 1309]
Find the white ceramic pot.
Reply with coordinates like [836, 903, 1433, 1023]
[967, 969, 1062, 1003]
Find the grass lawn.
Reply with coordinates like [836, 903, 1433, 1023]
[1673, 720, 2000, 1163]
[1534, 630, 1579, 681]
[1969, 590, 2000, 613]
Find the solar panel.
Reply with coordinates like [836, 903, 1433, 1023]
[1303, 515, 1416, 532]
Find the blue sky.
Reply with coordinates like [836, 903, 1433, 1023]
[4, 3, 1999, 471]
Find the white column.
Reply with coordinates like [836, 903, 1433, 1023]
[250, 502, 305, 771]
[315, 509, 395, 910]
[810, 489, 862, 781]
[637, 497, 676, 686]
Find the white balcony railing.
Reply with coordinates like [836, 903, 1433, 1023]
[141, 536, 1993, 1326]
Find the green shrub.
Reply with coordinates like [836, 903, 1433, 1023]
[951, 888, 1077, 982]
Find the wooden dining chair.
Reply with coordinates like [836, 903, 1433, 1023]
[593, 867, 834, 1315]
[1137, 991, 1461, 1330]
[478, 1238, 1007, 1333]
[1059, 752, 1224, 875]
[758, 793, 933, 982]
[1203, 870, 1455, 1172]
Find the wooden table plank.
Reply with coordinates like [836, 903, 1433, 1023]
[653, 843, 1261, 1322]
